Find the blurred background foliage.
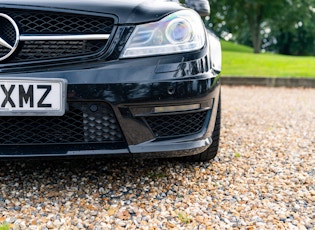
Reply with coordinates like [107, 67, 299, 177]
[205, 0, 315, 56]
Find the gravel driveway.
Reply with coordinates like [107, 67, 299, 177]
[0, 86, 314, 229]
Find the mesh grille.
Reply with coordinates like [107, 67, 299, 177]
[0, 102, 124, 145]
[6, 10, 114, 34]
[0, 9, 115, 63]
[14, 40, 106, 61]
[145, 111, 209, 138]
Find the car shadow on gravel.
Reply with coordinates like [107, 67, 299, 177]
[0, 157, 213, 206]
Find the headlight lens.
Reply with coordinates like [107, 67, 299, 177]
[120, 10, 206, 58]
[208, 31, 222, 72]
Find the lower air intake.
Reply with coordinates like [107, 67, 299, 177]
[145, 111, 209, 138]
[0, 102, 124, 145]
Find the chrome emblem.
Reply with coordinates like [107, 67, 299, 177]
[0, 13, 20, 61]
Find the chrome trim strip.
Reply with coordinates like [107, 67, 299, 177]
[20, 34, 110, 41]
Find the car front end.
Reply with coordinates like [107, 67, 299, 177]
[0, 0, 221, 160]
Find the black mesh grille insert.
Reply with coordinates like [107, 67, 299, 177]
[145, 111, 209, 138]
[5, 10, 114, 34]
[0, 9, 115, 64]
[0, 102, 124, 145]
[14, 40, 106, 62]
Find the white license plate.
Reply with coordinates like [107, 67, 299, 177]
[0, 78, 67, 116]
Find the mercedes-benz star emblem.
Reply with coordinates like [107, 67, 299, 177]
[0, 13, 20, 61]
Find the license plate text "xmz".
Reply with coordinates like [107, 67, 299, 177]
[1, 84, 52, 108]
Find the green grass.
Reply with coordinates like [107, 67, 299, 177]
[221, 40, 315, 78]
[178, 212, 192, 224]
[221, 40, 253, 53]
[0, 223, 10, 230]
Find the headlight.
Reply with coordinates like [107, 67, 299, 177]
[120, 10, 206, 58]
[208, 31, 222, 72]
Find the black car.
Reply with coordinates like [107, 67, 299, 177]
[0, 0, 221, 161]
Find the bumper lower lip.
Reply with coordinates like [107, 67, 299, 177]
[129, 136, 212, 158]
[0, 136, 212, 159]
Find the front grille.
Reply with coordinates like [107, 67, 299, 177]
[145, 111, 209, 138]
[0, 102, 124, 145]
[0, 9, 115, 64]
[14, 40, 106, 61]
[11, 11, 113, 34]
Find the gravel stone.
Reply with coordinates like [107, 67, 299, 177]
[0, 86, 314, 229]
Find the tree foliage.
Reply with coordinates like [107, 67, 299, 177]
[208, 0, 315, 55]
[268, 0, 315, 55]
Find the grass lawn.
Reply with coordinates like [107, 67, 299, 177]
[221, 41, 315, 78]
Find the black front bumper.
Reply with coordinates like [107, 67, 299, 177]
[0, 50, 221, 158]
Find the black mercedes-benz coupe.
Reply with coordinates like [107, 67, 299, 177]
[0, 0, 221, 161]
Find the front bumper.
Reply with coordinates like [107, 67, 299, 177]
[0, 49, 221, 158]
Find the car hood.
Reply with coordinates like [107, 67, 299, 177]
[0, 0, 185, 24]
